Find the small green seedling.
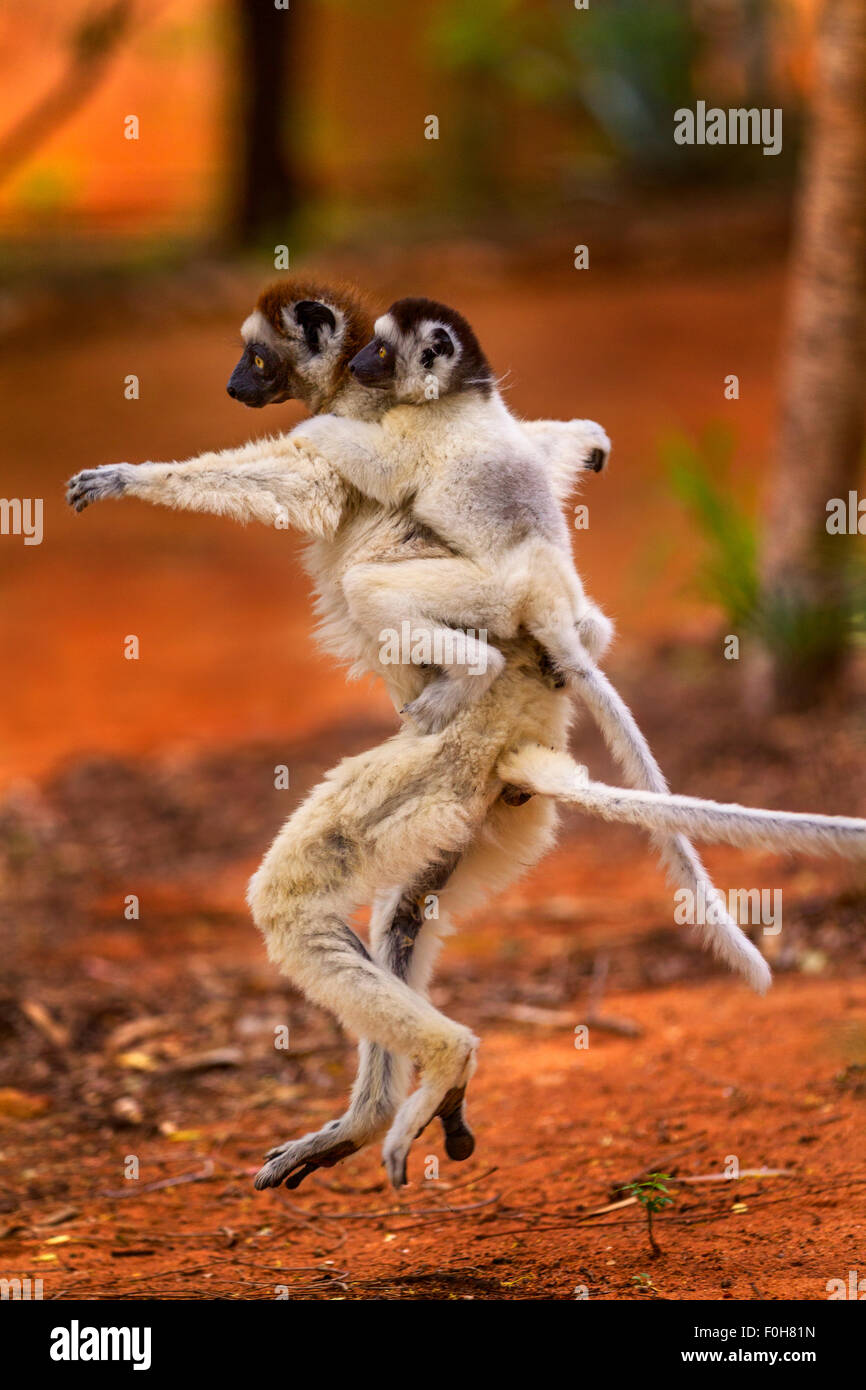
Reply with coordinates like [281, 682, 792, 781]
[625, 1171, 674, 1258]
[631, 1272, 660, 1297]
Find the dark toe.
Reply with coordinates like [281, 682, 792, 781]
[284, 1163, 318, 1190]
[444, 1127, 475, 1162]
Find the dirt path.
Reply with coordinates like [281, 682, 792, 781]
[2, 685, 864, 1300]
[2, 949, 864, 1300]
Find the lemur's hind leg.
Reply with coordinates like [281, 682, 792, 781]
[518, 544, 614, 671]
[252, 898, 477, 1191]
[259, 889, 413, 1188]
[342, 559, 506, 733]
[249, 733, 490, 1191]
[260, 856, 475, 1187]
[377, 856, 475, 1162]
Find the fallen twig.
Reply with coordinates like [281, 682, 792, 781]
[101, 1161, 216, 1198]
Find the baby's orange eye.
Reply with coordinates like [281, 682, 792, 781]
[254, 354, 264, 369]
[378, 346, 387, 359]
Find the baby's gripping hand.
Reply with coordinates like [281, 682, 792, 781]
[566, 419, 611, 474]
[290, 415, 392, 502]
[66, 464, 137, 512]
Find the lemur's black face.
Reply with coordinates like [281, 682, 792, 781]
[227, 342, 291, 407]
[348, 337, 396, 388]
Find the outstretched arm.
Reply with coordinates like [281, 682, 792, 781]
[66, 435, 352, 541]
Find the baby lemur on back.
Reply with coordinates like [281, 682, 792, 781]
[285, 299, 772, 997]
[290, 297, 612, 732]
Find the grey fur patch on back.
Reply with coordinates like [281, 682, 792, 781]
[469, 454, 563, 545]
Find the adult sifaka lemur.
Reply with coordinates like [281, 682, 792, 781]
[67, 277, 615, 1186]
[67, 279, 767, 1190]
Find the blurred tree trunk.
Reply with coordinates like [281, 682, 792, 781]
[760, 0, 866, 709]
[231, 0, 298, 246]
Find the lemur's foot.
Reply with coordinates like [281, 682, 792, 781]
[255, 1118, 364, 1190]
[66, 464, 135, 512]
[382, 1031, 478, 1188]
[403, 650, 505, 734]
[577, 607, 614, 661]
[436, 1085, 475, 1162]
[402, 680, 467, 734]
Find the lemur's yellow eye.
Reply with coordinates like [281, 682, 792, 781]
[254, 354, 264, 369]
[378, 346, 387, 359]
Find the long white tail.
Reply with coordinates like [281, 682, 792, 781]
[509, 652, 774, 991]
[499, 744, 866, 859]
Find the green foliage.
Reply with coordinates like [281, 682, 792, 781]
[663, 425, 759, 628]
[428, 0, 701, 171]
[631, 1271, 660, 1295]
[663, 426, 866, 665]
[626, 1172, 674, 1257]
[428, 0, 528, 78]
[626, 1171, 675, 1215]
[551, 0, 699, 167]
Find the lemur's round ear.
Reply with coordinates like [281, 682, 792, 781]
[420, 327, 455, 369]
[293, 301, 338, 353]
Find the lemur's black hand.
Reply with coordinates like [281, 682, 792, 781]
[66, 464, 135, 512]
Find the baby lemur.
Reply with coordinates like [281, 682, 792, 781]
[292, 297, 612, 733]
[286, 298, 772, 1002]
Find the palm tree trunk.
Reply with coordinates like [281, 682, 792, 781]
[760, 0, 866, 709]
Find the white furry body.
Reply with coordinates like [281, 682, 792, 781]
[293, 393, 613, 727]
[287, 388, 773, 997]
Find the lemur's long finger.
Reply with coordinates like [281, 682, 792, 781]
[254, 1137, 358, 1190]
[385, 1150, 409, 1189]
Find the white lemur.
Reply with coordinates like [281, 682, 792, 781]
[284, 298, 775, 993]
[66, 279, 617, 1186]
[290, 297, 615, 734]
[66, 279, 773, 1192]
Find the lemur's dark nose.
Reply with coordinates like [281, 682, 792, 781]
[586, 448, 606, 473]
[226, 384, 237, 398]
